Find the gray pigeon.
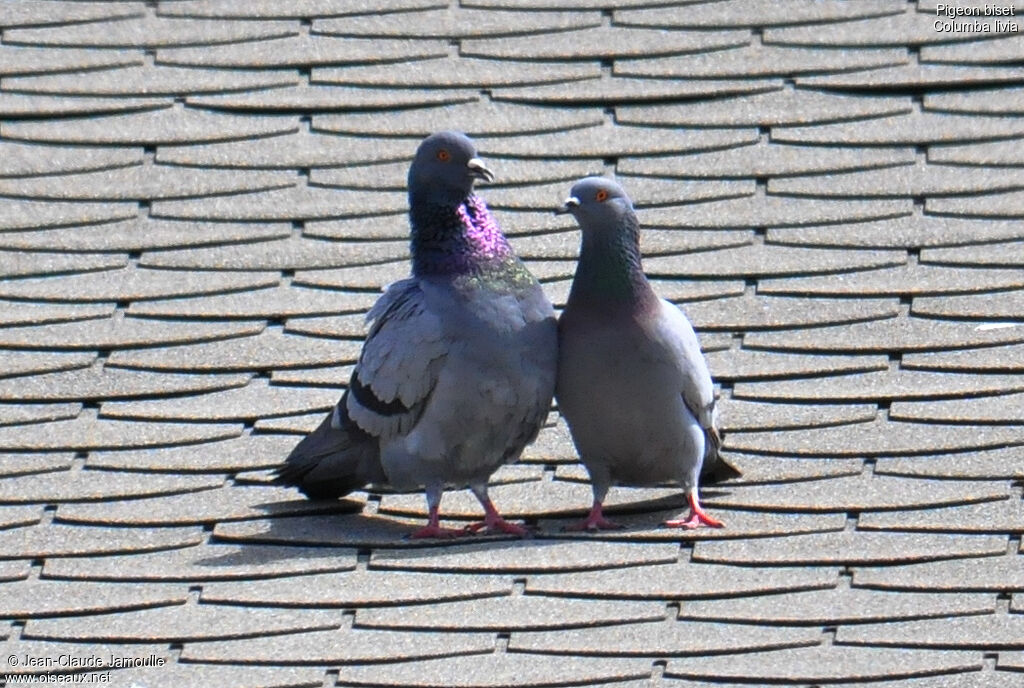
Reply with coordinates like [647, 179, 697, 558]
[555, 177, 738, 530]
[276, 131, 557, 538]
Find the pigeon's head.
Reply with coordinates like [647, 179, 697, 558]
[556, 177, 634, 230]
[408, 131, 494, 204]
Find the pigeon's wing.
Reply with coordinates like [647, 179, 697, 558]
[344, 277, 451, 440]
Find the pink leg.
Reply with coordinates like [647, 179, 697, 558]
[663, 490, 724, 529]
[464, 496, 529, 537]
[409, 503, 467, 539]
[564, 500, 623, 531]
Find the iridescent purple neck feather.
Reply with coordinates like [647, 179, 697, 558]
[410, 192, 517, 278]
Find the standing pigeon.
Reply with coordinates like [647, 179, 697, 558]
[555, 177, 738, 531]
[276, 131, 557, 538]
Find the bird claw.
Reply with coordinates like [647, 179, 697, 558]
[464, 517, 531, 538]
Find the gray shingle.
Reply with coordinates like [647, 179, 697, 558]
[56, 484, 354, 526]
[140, 234, 407, 270]
[0, 411, 242, 451]
[158, 129, 411, 169]
[511, 227, 752, 261]
[0, 522, 203, 560]
[615, 0, 902, 28]
[42, 543, 357, 582]
[86, 434, 297, 472]
[767, 214, 1024, 249]
[773, 111, 1024, 145]
[188, 84, 478, 113]
[770, 160, 1024, 197]
[0, 362, 250, 402]
[0, 44, 142, 76]
[157, 0, 444, 18]
[666, 645, 980, 683]
[0, 505, 43, 528]
[837, 612, 1024, 649]
[479, 123, 759, 159]
[201, 569, 508, 607]
[0, 266, 279, 302]
[761, 263, 1024, 296]
[511, 619, 821, 656]
[0, 164, 295, 202]
[3, 14, 298, 48]
[854, 552, 1024, 591]
[859, 498, 1024, 534]
[713, 474, 1009, 513]
[311, 158, 595, 190]
[493, 75, 781, 106]
[718, 399, 877, 431]
[336, 654, 652, 687]
[680, 586, 993, 625]
[22, 602, 339, 642]
[764, 8, 1009, 47]
[929, 190, 1024, 218]
[314, 100, 603, 137]
[357, 594, 664, 631]
[0, 141, 142, 178]
[1, 641, 169, 677]
[726, 417, 1024, 457]
[372, 540, 680, 573]
[0, 403, 82, 428]
[527, 561, 837, 599]
[179, 626, 492, 665]
[83, 664, 323, 688]
[0, 315, 264, 351]
[316, 6, 600, 39]
[0, 580, 187, 618]
[0, 198, 137, 231]
[876, 446, 1024, 480]
[642, 193, 911, 230]
[643, 243, 906, 278]
[1, 1, 143, 29]
[733, 368, 1024, 402]
[0, 302, 113, 328]
[681, 293, 898, 331]
[693, 530, 1007, 566]
[923, 35, 1024, 66]
[0, 250, 128, 279]
[126, 284, 378, 319]
[0, 351, 95, 380]
[931, 138, 1024, 165]
[705, 348, 889, 381]
[618, 43, 907, 80]
[4, 62, 297, 97]
[618, 89, 912, 128]
[0, 468, 221, 504]
[0, 92, 164, 117]
[107, 328, 359, 372]
[315, 55, 599, 88]
[462, 25, 750, 60]
[271, 364, 356, 386]
[913, 288, 1024, 319]
[928, 84, 1024, 116]
[902, 341, 1024, 373]
[797, 63, 1024, 90]
[158, 34, 448, 68]
[99, 378, 340, 422]
[2, 104, 297, 145]
[743, 315, 1024, 353]
[291, 261, 410, 291]
[0, 218, 292, 253]
[891, 391, 1024, 425]
[148, 180, 408, 221]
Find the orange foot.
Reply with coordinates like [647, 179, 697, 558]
[564, 502, 623, 531]
[663, 492, 724, 529]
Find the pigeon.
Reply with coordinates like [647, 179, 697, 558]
[276, 131, 557, 538]
[554, 177, 739, 531]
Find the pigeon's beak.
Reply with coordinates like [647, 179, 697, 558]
[466, 158, 494, 183]
[554, 196, 580, 216]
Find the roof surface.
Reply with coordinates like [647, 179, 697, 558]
[2, 1, 1024, 687]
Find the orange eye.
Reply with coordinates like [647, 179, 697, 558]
[437, 149, 451, 162]
[595, 189, 608, 202]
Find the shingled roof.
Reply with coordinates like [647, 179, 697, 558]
[2, 1, 1024, 686]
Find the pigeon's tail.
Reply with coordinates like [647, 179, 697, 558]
[274, 403, 385, 500]
[700, 425, 742, 484]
